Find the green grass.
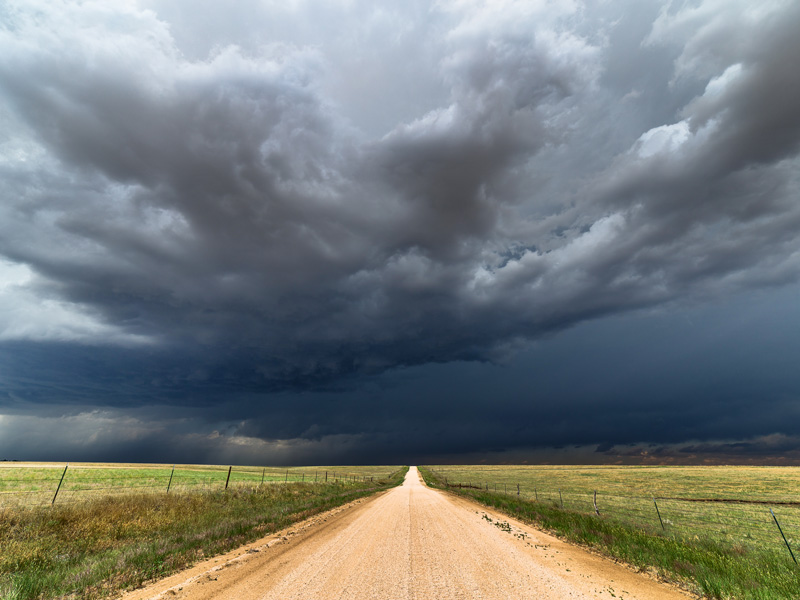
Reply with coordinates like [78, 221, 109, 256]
[421, 464, 800, 500]
[419, 466, 800, 600]
[0, 463, 398, 508]
[422, 465, 800, 555]
[0, 466, 407, 600]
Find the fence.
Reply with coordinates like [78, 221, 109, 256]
[428, 470, 800, 563]
[0, 463, 385, 509]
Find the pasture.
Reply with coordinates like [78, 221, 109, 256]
[423, 465, 800, 555]
[0, 462, 397, 508]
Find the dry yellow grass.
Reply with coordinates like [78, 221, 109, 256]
[0, 462, 397, 508]
[425, 465, 800, 554]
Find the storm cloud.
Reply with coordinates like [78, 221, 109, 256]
[1, 0, 800, 463]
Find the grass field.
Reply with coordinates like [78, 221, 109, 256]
[422, 465, 800, 555]
[0, 464, 406, 600]
[421, 465, 800, 599]
[423, 464, 800, 500]
[0, 462, 397, 508]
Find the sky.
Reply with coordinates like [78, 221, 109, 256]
[1, 0, 800, 466]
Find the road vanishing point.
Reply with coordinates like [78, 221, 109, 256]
[122, 467, 690, 600]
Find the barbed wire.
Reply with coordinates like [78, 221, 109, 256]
[429, 469, 800, 559]
[0, 466, 391, 508]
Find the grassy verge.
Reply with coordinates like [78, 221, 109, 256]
[418, 467, 800, 600]
[1, 467, 407, 600]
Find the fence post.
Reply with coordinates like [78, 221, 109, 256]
[325, 471, 328, 482]
[261, 468, 266, 485]
[517, 483, 520, 496]
[285, 470, 288, 483]
[52, 463, 69, 505]
[225, 466, 232, 490]
[593, 490, 600, 516]
[653, 498, 665, 531]
[559, 489, 564, 508]
[534, 488, 538, 501]
[166, 464, 175, 493]
[771, 508, 798, 564]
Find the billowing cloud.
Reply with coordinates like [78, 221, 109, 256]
[1, 0, 800, 462]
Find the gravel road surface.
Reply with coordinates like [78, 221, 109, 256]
[121, 467, 691, 600]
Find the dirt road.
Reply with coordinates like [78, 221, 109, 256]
[121, 467, 691, 600]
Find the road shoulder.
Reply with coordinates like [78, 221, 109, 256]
[431, 485, 696, 599]
[116, 490, 388, 600]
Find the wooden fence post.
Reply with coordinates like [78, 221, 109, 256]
[285, 470, 289, 483]
[261, 468, 266, 485]
[771, 508, 798, 564]
[225, 466, 232, 490]
[52, 463, 69, 505]
[559, 489, 564, 508]
[517, 483, 520, 496]
[653, 497, 665, 531]
[593, 490, 600, 516]
[166, 465, 175, 493]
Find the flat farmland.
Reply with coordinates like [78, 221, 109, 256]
[424, 465, 800, 554]
[0, 462, 397, 508]
[4, 463, 800, 599]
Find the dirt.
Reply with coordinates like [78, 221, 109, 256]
[119, 467, 694, 600]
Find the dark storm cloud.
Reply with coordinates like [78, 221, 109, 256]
[2, 0, 800, 462]
[0, 0, 603, 372]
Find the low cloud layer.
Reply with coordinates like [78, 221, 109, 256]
[1, 0, 800, 462]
